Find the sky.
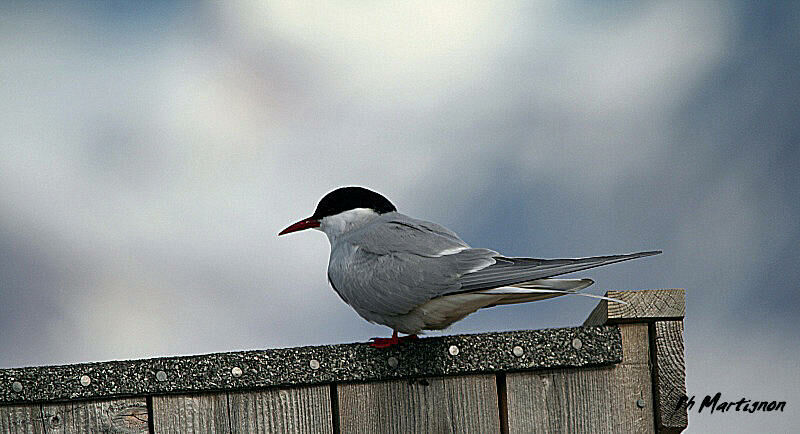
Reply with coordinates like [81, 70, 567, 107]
[1, 1, 798, 432]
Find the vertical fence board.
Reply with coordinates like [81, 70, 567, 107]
[337, 374, 499, 433]
[43, 398, 148, 434]
[506, 324, 654, 433]
[652, 321, 687, 433]
[228, 385, 332, 434]
[0, 405, 44, 434]
[152, 393, 229, 433]
[1, 398, 148, 434]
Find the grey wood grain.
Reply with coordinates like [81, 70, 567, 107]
[652, 321, 687, 433]
[337, 374, 500, 433]
[0, 404, 45, 434]
[44, 398, 148, 434]
[228, 385, 332, 434]
[1, 398, 147, 434]
[584, 289, 685, 326]
[152, 393, 229, 433]
[619, 321, 650, 365]
[506, 324, 654, 433]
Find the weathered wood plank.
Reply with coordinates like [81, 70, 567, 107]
[228, 385, 332, 434]
[619, 321, 650, 365]
[42, 398, 148, 434]
[584, 289, 685, 326]
[0, 404, 45, 434]
[151, 386, 333, 434]
[337, 374, 499, 433]
[506, 324, 654, 433]
[151, 393, 229, 433]
[652, 321, 687, 433]
[0, 398, 147, 434]
[45, 398, 148, 434]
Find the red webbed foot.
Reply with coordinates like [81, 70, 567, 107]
[369, 331, 418, 348]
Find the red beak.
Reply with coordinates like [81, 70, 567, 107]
[278, 217, 320, 235]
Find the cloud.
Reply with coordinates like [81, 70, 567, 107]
[1, 2, 799, 431]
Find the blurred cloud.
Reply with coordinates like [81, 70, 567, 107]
[1, 1, 798, 432]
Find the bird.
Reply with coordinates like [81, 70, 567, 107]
[279, 186, 660, 348]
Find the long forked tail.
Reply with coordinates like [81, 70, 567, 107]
[458, 250, 662, 294]
[478, 278, 627, 305]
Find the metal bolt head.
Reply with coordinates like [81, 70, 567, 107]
[156, 370, 168, 382]
[387, 356, 399, 368]
[448, 345, 459, 356]
[572, 338, 583, 350]
[512, 346, 524, 357]
[11, 381, 23, 393]
[80, 375, 91, 387]
[231, 367, 243, 377]
[637, 399, 646, 408]
[309, 359, 320, 370]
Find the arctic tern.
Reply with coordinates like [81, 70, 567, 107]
[279, 186, 660, 348]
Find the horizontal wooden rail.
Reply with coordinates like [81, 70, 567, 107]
[1, 327, 621, 405]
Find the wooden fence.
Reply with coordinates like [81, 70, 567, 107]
[1, 289, 686, 433]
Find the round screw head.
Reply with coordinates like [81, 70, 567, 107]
[387, 356, 399, 368]
[572, 338, 583, 350]
[11, 381, 23, 392]
[80, 375, 91, 387]
[231, 367, 243, 377]
[512, 346, 524, 357]
[309, 359, 320, 370]
[156, 370, 168, 382]
[448, 345, 459, 356]
[637, 399, 646, 408]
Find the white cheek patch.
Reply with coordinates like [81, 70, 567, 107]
[320, 208, 379, 239]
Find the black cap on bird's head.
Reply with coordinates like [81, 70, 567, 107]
[279, 186, 396, 235]
[312, 186, 396, 219]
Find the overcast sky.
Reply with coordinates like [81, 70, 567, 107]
[1, 1, 798, 432]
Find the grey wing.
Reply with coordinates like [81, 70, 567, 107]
[329, 247, 498, 317]
[453, 251, 662, 294]
[331, 215, 498, 316]
[350, 212, 470, 257]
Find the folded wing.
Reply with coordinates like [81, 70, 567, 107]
[453, 251, 662, 295]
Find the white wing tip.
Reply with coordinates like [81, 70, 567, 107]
[433, 246, 468, 257]
[585, 294, 628, 304]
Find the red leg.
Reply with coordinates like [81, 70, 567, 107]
[369, 331, 418, 348]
